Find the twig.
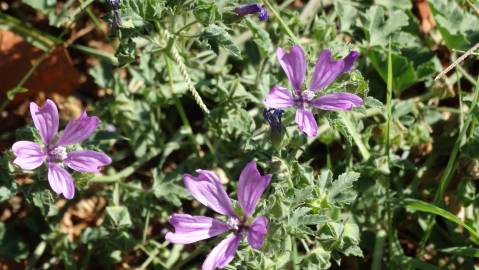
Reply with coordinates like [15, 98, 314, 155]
[299, 0, 323, 25]
[467, 0, 479, 16]
[452, 49, 479, 56]
[434, 42, 479, 81]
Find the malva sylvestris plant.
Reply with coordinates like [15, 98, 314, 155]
[264, 45, 363, 137]
[166, 160, 271, 270]
[11, 99, 111, 199]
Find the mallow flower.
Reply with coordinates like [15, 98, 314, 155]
[11, 99, 111, 199]
[264, 45, 363, 137]
[166, 161, 272, 270]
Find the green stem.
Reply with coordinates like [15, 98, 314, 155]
[457, 72, 464, 131]
[385, 39, 394, 261]
[91, 149, 162, 183]
[171, 245, 205, 270]
[371, 230, 387, 270]
[339, 111, 370, 161]
[85, 7, 106, 35]
[292, 236, 299, 270]
[262, 0, 300, 43]
[417, 75, 479, 256]
[457, 65, 477, 85]
[173, 20, 198, 35]
[0, 48, 51, 112]
[142, 209, 151, 243]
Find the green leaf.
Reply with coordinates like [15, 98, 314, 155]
[152, 169, 189, 207]
[288, 207, 311, 227]
[359, 6, 409, 46]
[104, 206, 133, 230]
[244, 18, 273, 55]
[335, 1, 359, 35]
[0, 187, 13, 202]
[364, 96, 385, 111]
[368, 48, 417, 93]
[376, 0, 412, 10]
[193, 1, 219, 25]
[202, 25, 242, 59]
[440, 247, 479, 257]
[292, 186, 314, 204]
[429, 0, 479, 50]
[122, 0, 165, 25]
[31, 190, 58, 217]
[404, 199, 479, 244]
[403, 257, 444, 270]
[22, 0, 56, 13]
[328, 113, 353, 147]
[328, 171, 360, 206]
[298, 214, 328, 225]
[6, 87, 28, 100]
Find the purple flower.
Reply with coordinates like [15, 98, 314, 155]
[264, 45, 363, 137]
[234, 3, 269, 21]
[11, 99, 111, 199]
[166, 161, 272, 270]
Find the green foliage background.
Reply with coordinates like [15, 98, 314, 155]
[1, 0, 479, 269]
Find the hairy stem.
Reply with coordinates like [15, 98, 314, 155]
[164, 29, 210, 114]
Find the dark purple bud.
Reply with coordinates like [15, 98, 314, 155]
[107, 0, 122, 27]
[263, 108, 285, 150]
[234, 4, 269, 21]
[108, 0, 121, 10]
[263, 108, 284, 132]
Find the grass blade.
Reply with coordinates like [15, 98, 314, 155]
[405, 199, 479, 244]
[440, 247, 479, 257]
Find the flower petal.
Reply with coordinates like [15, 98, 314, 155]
[311, 92, 363, 111]
[48, 163, 75, 199]
[263, 86, 295, 109]
[238, 161, 271, 217]
[56, 111, 100, 146]
[247, 216, 268, 249]
[30, 99, 59, 145]
[202, 234, 241, 270]
[309, 50, 359, 91]
[165, 214, 230, 244]
[277, 45, 306, 93]
[65, 150, 111, 173]
[295, 108, 318, 137]
[11, 141, 45, 170]
[184, 170, 236, 217]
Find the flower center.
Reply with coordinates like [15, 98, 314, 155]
[226, 217, 240, 230]
[302, 90, 315, 102]
[50, 146, 68, 161]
